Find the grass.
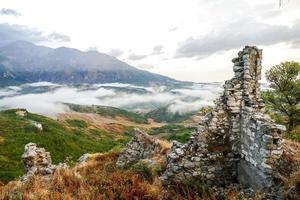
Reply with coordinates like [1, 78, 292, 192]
[66, 103, 149, 124]
[0, 109, 131, 183]
[0, 152, 261, 200]
[66, 119, 88, 128]
[150, 124, 196, 143]
[0, 153, 167, 200]
[284, 125, 300, 142]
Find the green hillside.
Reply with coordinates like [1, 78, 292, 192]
[150, 124, 196, 143]
[0, 109, 132, 183]
[66, 103, 149, 124]
[145, 106, 194, 123]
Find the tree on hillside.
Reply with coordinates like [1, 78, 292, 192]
[262, 61, 300, 131]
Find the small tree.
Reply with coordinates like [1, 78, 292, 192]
[263, 61, 300, 131]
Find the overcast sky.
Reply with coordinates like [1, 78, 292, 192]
[0, 0, 300, 82]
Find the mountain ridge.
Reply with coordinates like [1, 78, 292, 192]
[0, 41, 182, 86]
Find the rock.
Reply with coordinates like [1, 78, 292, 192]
[77, 153, 91, 165]
[21, 143, 56, 181]
[31, 121, 43, 132]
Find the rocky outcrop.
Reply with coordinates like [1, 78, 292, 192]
[21, 143, 57, 181]
[116, 128, 170, 167]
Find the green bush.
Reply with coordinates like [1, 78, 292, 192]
[131, 163, 153, 181]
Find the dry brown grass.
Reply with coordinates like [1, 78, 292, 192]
[2, 146, 299, 200]
[0, 151, 237, 200]
[0, 152, 168, 200]
[157, 140, 171, 155]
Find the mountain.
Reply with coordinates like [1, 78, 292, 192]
[0, 41, 180, 86]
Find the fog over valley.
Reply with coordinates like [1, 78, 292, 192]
[0, 82, 223, 117]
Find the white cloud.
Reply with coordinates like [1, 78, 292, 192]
[24, 82, 61, 87]
[175, 18, 300, 58]
[167, 100, 213, 114]
[107, 48, 124, 57]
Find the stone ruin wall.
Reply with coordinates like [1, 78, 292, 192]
[238, 109, 284, 189]
[21, 143, 56, 181]
[117, 128, 170, 167]
[117, 46, 285, 192]
[160, 46, 285, 189]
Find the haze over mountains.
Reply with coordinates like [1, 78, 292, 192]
[0, 41, 180, 86]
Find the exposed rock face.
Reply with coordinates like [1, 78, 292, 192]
[159, 46, 285, 194]
[116, 128, 170, 167]
[21, 143, 56, 181]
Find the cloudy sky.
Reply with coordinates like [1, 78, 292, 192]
[0, 0, 300, 82]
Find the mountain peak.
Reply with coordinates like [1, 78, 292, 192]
[0, 41, 179, 86]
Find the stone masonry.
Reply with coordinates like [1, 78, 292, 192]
[117, 128, 170, 167]
[117, 46, 285, 194]
[159, 46, 285, 192]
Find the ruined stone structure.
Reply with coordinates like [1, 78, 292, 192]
[160, 46, 285, 191]
[117, 128, 170, 167]
[21, 143, 57, 181]
[118, 47, 286, 195]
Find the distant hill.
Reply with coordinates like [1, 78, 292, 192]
[66, 103, 149, 124]
[0, 41, 181, 86]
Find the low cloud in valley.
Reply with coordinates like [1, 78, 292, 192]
[0, 82, 222, 117]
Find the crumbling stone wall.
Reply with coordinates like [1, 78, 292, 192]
[21, 143, 56, 181]
[159, 46, 285, 190]
[117, 46, 285, 192]
[117, 128, 170, 167]
[21, 143, 68, 182]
